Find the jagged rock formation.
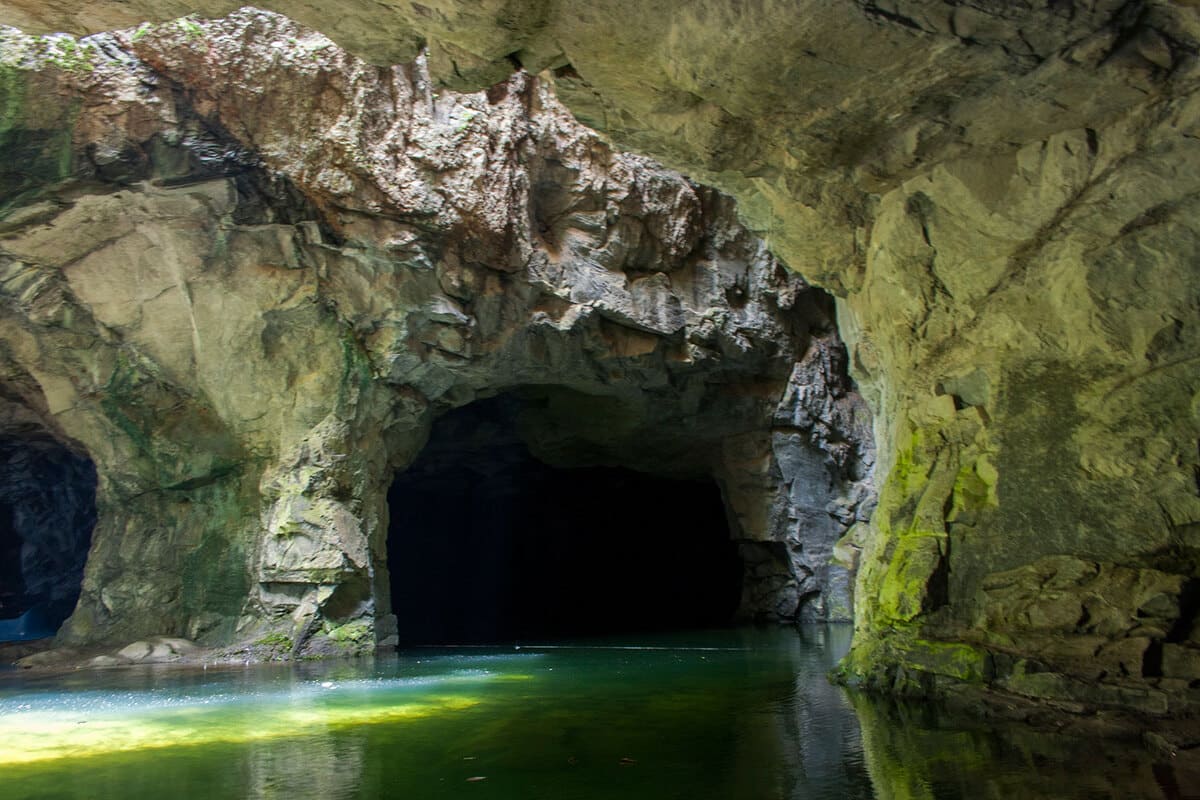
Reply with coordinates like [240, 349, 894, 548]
[3, 1, 1199, 716]
[0, 12, 872, 655]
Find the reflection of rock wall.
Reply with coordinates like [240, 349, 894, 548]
[852, 693, 1198, 800]
[247, 731, 366, 799]
[725, 626, 874, 797]
[0, 12, 872, 651]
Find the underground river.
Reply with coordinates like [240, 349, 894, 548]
[1, 626, 1191, 799]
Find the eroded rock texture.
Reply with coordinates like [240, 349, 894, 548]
[3, 0, 1199, 716]
[153, 0, 1200, 715]
[0, 12, 872, 653]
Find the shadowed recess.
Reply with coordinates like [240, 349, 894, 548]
[387, 397, 743, 644]
[0, 436, 96, 642]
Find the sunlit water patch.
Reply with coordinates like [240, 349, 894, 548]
[0, 670, 517, 764]
[0, 627, 1193, 799]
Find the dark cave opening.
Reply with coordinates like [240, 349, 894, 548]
[386, 398, 743, 645]
[0, 436, 97, 642]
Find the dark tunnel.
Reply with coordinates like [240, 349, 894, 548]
[0, 436, 96, 642]
[386, 397, 743, 645]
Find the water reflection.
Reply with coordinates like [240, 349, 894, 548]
[853, 694, 1199, 800]
[247, 732, 367, 800]
[0, 627, 1192, 799]
[749, 625, 875, 798]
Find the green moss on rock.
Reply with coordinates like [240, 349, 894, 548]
[255, 631, 293, 648]
[325, 620, 372, 648]
[836, 630, 989, 695]
[876, 532, 947, 623]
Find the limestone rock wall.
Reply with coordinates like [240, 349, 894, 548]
[3, 1, 1197, 715]
[0, 12, 872, 651]
[91, 0, 1194, 714]
[841, 101, 1200, 713]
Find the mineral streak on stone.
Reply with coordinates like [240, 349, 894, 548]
[1, 0, 1199, 718]
[0, 12, 873, 657]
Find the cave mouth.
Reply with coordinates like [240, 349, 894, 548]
[0, 435, 97, 642]
[386, 395, 743, 645]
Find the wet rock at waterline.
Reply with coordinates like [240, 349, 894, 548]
[0, 12, 873, 659]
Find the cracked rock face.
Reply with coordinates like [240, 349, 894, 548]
[3, 1, 1199, 716]
[0, 12, 873, 652]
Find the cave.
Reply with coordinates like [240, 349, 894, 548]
[1, 5, 1199, 796]
[0, 13, 877, 656]
[0, 2, 1194, 744]
[386, 395, 744, 644]
[0, 435, 96, 642]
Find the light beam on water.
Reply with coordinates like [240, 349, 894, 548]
[0, 628, 1187, 800]
[0, 665, 534, 765]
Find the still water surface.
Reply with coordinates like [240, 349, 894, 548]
[0, 626, 1190, 799]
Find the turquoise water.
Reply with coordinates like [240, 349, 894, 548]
[0, 626, 1190, 799]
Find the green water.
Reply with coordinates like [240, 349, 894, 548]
[0, 626, 1191, 799]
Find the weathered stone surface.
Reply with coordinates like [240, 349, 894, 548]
[4, 3, 1191, 286]
[1, 1, 1198, 715]
[1162, 643, 1200, 680]
[115, 636, 200, 663]
[0, 12, 872, 657]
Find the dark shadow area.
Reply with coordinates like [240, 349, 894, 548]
[387, 397, 742, 644]
[0, 436, 96, 641]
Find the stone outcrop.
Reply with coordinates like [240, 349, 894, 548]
[0, 12, 872, 655]
[2, 1, 1199, 715]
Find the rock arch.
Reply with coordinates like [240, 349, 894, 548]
[0, 14, 872, 658]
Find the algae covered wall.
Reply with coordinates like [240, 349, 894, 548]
[841, 106, 1200, 713]
[0, 0, 1198, 715]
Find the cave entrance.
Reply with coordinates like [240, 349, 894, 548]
[0, 436, 96, 642]
[386, 395, 743, 644]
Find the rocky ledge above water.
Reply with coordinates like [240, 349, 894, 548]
[0, 12, 872, 661]
[2, 2, 1200, 723]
